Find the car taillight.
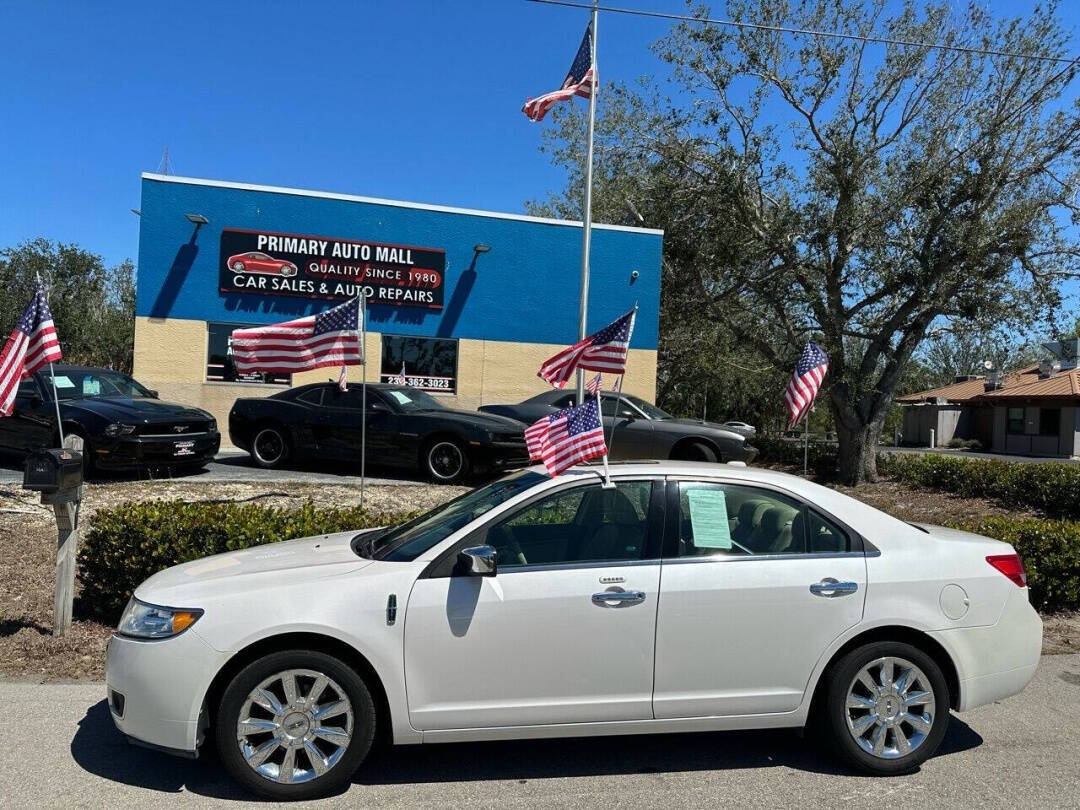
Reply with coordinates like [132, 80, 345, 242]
[986, 553, 1027, 587]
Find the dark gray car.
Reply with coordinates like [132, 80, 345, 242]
[479, 390, 758, 464]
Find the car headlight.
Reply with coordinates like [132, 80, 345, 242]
[208, 419, 217, 433]
[117, 598, 203, 639]
[104, 423, 136, 437]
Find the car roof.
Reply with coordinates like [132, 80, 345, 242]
[37, 364, 123, 374]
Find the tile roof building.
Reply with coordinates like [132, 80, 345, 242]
[896, 341, 1080, 458]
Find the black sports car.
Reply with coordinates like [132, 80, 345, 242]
[228, 383, 529, 483]
[0, 365, 220, 473]
[479, 389, 758, 464]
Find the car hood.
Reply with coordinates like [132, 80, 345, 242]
[428, 408, 525, 433]
[667, 418, 745, 439]
[135, 529, 380, 605]
[63, 397, 213, 424]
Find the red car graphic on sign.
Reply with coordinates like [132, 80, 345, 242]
[227, 252, 299, 277]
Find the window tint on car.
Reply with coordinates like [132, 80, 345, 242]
[16, 379, 38, 401]
[807, 509, 851, 553]
[486, 480, 655, 568]
[675, 482, 806, 556]
[296, 388, 323, 406]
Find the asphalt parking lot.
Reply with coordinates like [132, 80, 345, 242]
[1, 654, 1078, 809]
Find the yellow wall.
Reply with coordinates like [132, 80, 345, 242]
[133, 316, 658, 447]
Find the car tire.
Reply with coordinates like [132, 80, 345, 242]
[232, 261, 245, 271]
[822, 641, 950, 775]
[423, 437, 470, 484]
[671, 441, 717, 463]
[215, 649, 376, 801]
[251, 424, 290, 469]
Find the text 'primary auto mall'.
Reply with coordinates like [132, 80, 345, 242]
[132, 173, 664, 437]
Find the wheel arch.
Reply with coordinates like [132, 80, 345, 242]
[417, 430, 467, 465]
[201, 631, 394, 747]
[669, 436, 722, 462]
[807, 624, 962, 718]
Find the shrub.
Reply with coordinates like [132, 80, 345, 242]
[879, 452, 1080, 519]
[753, 436, 838, 476]
[946, 516, 1080, 613]
[77, 500, 416, 620]
[946, 438, 983, 451]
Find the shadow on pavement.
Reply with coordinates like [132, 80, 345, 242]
[72, 699, 984, 799]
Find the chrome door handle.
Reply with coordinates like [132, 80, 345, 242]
[809, 578, 859, 597]
[592, 590, 646, 606]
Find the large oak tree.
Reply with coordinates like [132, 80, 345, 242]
[533, 0, 1080, 483]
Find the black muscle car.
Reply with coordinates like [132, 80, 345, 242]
[0, 365, 220, 473]
[228, 383, 529, 483]
[479, 390, 758, 464]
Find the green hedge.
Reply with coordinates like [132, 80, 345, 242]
[879, 452, 1080, 519]
[945, 516, 1080, 613]
[752, 436, 838, 476]
[77, 501, 415, 620]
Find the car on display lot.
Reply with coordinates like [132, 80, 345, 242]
[721, 420, 757, 437]
[105, 461, 1041, 801]
[228, 382, 529, 483]
[226, 251, 299, 277]
[479, 389, 758, 464]
[0, 365, 219, 473]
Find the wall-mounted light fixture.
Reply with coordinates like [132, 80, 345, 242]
[473, 243, 491, 253]
[184, 213, 209, 225]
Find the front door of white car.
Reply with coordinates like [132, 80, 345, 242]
[652, 479, 868, 718]
[403, 478, 663, 730]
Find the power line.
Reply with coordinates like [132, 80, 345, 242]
[525, 0, 1078, 65]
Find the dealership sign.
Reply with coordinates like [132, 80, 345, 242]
[219, 228, 445, 309]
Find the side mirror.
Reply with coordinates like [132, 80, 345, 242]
[618, 409, 636, 420]
[368, 401, 389, 413]
[457, 545, 497, 577]
[148, 389, 159, 399]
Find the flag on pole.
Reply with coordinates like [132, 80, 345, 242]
[524, 396, 607, 476]
[231, 297, 363, 375]
[538, 308, 635, 388]
[586, 372, 602, 396]
[337, 365, 348, 391]
[0, 282, 62, 416]
[522, 23, 596, 122]
[784, 341, 829, 428]
[393, 362, 407, 386]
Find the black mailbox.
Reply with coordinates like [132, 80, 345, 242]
[23, 448, 84, 493]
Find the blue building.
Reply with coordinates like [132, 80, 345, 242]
[133, 174, 663, 437]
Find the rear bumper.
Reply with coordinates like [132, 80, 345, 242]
[930, 585, 1043, 711]
[92, 433, 220, 469]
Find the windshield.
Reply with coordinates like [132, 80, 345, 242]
[623, 394, 672, 420]
[45, 370, 153, 401]
[383, 387, 445, 412]
[357, 470, 547, 561]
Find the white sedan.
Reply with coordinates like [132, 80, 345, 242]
[105, 462, 1042, 800]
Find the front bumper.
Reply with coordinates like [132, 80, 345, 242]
[105, 629, 227, 753]
[92, 432, 221, 470]
[468, 439, 530, 472]
[930, 585, 1043, 711]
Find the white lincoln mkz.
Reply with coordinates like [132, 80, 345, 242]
[105, 462, 1042, 800]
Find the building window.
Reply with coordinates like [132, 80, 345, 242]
[380, 335, 457, 394]
[206, 322, 291, 385]
[1006, 407, 1025, 435]
[1039, 408, 1061, 437]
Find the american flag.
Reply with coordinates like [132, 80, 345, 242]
[586, 373, 602, 395]
[784, 341, 829, 428]
[231, 297, 363, 375]
[522, 23, 596, 122]
[539, 308, 635, 388]
[0, 283, 62, 416]
[524, 396, 607, 476]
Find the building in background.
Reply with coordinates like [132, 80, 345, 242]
[896, 339, 1080, 457]
[133, 174, 662, 440]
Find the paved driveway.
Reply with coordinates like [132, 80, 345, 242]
[2, 654, 1078, 809]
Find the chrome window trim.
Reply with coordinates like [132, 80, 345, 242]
[661, 550, 879, 566]
[497, 558, 662, 574]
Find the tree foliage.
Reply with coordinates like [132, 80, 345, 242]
[0, 239, 136, 372]
[533, 0, 1080, 483]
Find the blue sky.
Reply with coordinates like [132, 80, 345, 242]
[2, 0, 1078, 289]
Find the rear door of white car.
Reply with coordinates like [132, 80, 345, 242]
[404, 477, 665, 731]
[653, 478, 867, 719]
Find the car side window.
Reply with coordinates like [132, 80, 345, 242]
[15, 379, 38, 401]
[296, 388, 323, 406]
[676, 482, 805, 556]
[807, 509, 851, 553]
[485, 481, 655, 569]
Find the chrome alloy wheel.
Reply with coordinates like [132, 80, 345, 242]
[237, 668, 354, 784]
[845, 656, 936, 760]
[428, 441, 464, 481]
[252, 428, 285, 466]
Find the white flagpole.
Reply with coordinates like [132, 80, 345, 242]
[575, 0, 599, 406]
[359, 292, 367, 511]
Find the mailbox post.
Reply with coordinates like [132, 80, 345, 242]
[23, 435, 85, 637]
